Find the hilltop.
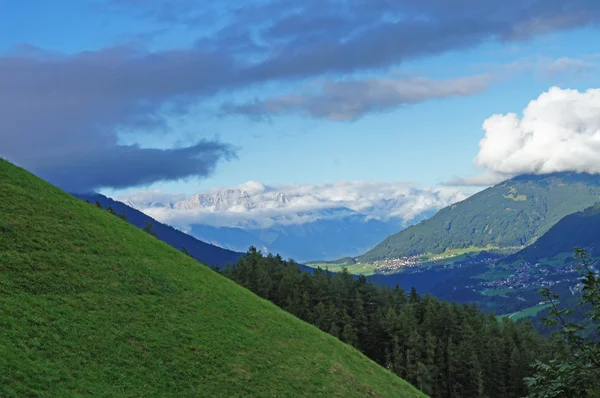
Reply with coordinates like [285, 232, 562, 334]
[0, 159, 422, 397]
[359, 172, 600, 263]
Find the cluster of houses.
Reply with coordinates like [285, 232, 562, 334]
[373, 253, 496, 274]
[478, 261, 598, 291]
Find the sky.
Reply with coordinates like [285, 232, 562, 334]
[1, 0, 600, 205]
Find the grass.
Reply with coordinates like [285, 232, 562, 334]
[481, 288, 514, 296]
[307, 246, 497, 276]
[306, 257, 378, 275]
[0, 159, 423, 398]
[315, 263, 377, 276]
[504, 194, 527, 201]
[497, 303, 555, 321]
[307, 246, 502, 276]
[327, 263, 376, 276]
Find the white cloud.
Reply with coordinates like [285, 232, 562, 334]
[473, 87, 600, 177]
[117, 181, 471, 229]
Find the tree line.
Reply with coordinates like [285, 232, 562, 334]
[220, 248, 550, 397]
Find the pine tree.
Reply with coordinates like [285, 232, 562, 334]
[525, 248, 600, 396]
[143, 222, 157, 237]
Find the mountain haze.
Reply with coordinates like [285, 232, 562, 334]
[360, 173, 600, 262]
[0, 159, 421, 397]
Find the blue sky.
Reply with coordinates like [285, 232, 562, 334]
[1, 0, 600, 197]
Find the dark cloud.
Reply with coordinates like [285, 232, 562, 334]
[29, 142, 235, 193]
[108, 0, 600, 78]
[220, 74, 491, 121]
[0, 45, 237, 192]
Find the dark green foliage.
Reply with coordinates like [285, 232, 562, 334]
[361, 173, 600, 261]
[224, 249, 549, 398]
[94, 200, 102, 208]
[143, 221, 157, 237]
[526, 248, 600, 397]
[0, 158, 422, 397]
[182, 247, 192, 257]
[106, 206, 116, 215]
[117, 210, 127, 220]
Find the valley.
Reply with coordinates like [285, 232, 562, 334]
[297, 173, 600, 323]
[3, 158, 600, 397]
[327, 250, 594, 320]
[5, 4, 600, 396]
[121, 182, 461, 262]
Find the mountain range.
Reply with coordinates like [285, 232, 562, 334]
[120, 182, 460, 262]
[359, 172, 600, 263]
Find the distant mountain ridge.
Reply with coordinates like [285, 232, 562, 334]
[360, 172, 600, 262]
[123, 184, 291, 214]
[119, 182, 458, 261]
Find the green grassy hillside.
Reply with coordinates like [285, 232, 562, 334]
[0, 159, 422, 397]
[360, 173, 600, 262]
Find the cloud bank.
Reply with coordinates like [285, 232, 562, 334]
[119, 181, 470, 229]
[474, 87, 600, 177]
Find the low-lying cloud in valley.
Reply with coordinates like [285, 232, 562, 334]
[120, 181, 470, 230]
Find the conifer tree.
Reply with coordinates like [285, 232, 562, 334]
[525, 248, 600, 397]
[143, 222, 157, 237]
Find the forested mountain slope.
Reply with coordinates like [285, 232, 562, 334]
[506, 203, 600, 263]
[223, 250, 549, 397]
[360, 173, 600, 262]
[0, 159, 422, 397]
